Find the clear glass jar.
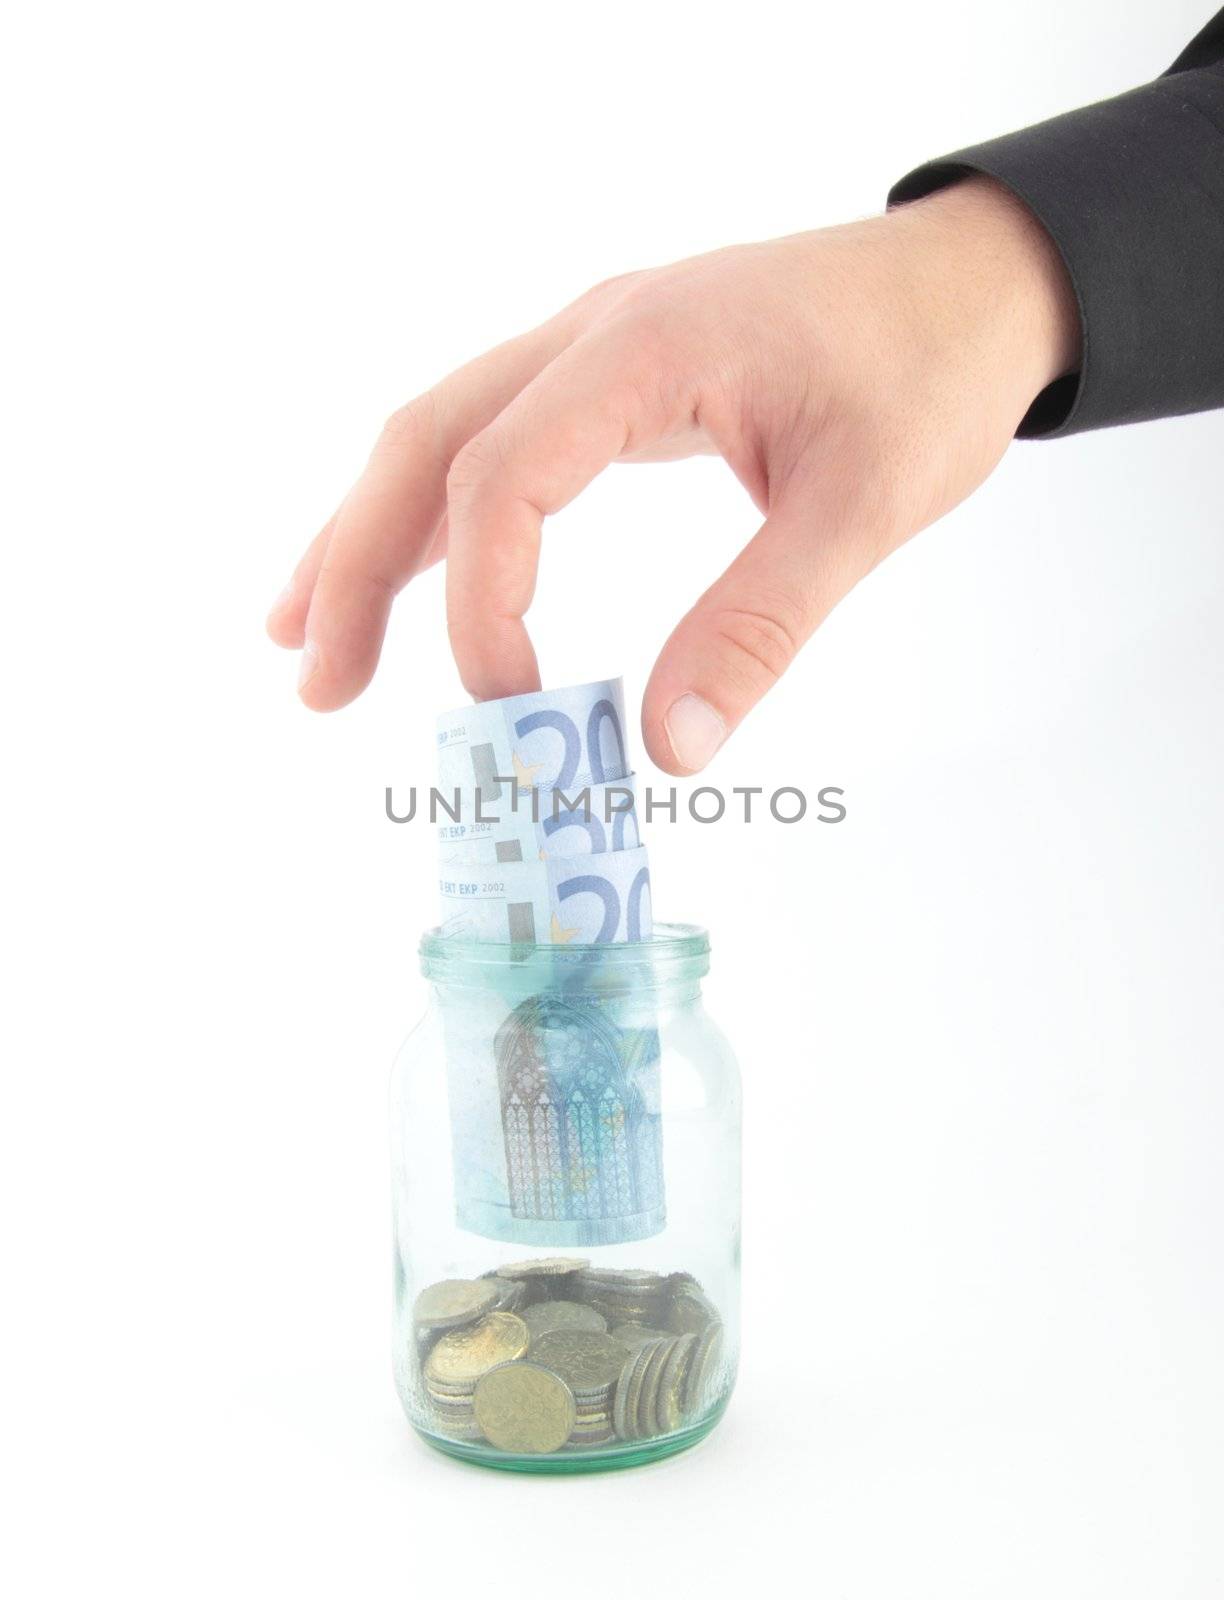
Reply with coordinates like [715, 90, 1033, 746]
[391, 923, 741, 1472]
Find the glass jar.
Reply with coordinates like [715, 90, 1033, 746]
[391, 923, 741, 1472]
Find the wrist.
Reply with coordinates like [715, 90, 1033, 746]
[891, 173, 1082, 413]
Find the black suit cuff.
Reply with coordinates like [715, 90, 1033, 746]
[889, 69, 1224, 438]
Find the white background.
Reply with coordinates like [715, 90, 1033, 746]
[4, 2, 1222, 1594]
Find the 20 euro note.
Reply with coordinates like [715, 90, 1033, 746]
[435, 956, 665, 1247]
[436, 776, 642, 866]
[434, 676, 664, 1249]
[436, 678, 629, 796]
[438, 845, 652, 945]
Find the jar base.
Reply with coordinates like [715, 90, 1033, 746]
[413, 1401, 727, 1475]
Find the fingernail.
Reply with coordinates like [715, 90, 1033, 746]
[297, 640, 319, 693]
[664, 693, 726, 772]
[268, 582, 294, 617]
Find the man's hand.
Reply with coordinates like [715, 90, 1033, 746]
[267, 177, 1079, 774]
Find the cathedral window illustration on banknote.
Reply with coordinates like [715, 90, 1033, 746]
[496, 995, 664, 1229]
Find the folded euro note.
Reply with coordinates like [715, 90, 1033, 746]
[438, 844, 652, 945]
[436, 678, 630, 795]
[432, 678, 663, 1245]
[437, 775, 642, 865]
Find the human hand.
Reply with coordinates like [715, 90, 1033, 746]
[268, 176, 1078, 774]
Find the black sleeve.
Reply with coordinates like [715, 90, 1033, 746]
[888, 10, 1224, 438]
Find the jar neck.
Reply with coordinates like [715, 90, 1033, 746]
[418, 922, 709, 1005]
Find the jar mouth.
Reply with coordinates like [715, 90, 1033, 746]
[419, 921, 710, 992]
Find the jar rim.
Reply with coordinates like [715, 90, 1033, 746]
[419, 921, 710, 988]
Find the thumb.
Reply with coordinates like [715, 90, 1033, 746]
[642, 489, 868, 775]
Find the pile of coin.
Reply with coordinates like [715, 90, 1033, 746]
[411, 1257, 726, 1455]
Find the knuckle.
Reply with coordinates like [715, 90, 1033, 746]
[710, 602, 802, 689]
[620, 299, 690, 368]
[573, 269, 647, 315]
[446, 431, 502, 501]
[377, 394, 437, 455]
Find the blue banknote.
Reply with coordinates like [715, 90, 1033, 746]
[438, 843, 652, 944]
[437, 775, 641, 865]
[437, 678, 629, 795]
[437, 983, 665, 1248]
[434, 679, 664, 1246]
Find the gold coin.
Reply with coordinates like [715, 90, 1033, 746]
[529, 1329, 627, 1392]
[522, 1300, 608, 1339]
[636, 1336, 673, 1438]
[579, 1267, 667, 1287]
[614, 1339, 656, 1440]
[610, 1323, 669, 1349]
[666, 1286, 718, 1336]
[496, 1257, 589, 1280]
[424, 1311, 530, 1386]
[489, 1278, 527, 1312]
[682, 1323, 725, 1419]
[412, 1278, 499, 1330]
[585, 1300, 666, 1326]
[473, 1362, 577, 1453]
[654, 1333, 699, 1434]
[666, 1271, 702, 1294]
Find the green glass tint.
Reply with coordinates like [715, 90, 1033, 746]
[392, 925, 741, 1472]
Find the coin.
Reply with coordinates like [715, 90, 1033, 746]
[473, 1362, 577, 1453]
[666, 1286, 718, 1335]
[529, 1329, 628, 1394]
[496, 1257, 589, 1280]
[579, 1267, 666, 1287]
[488, 1278, 527, 1312]
[413, 1277, 499, 1330]
[636, 1335, 673, 1435]
[682, 1322, 725, 1419]
[521, 1300, 608, 1339]
[610, 1323, 669, 1349]
[424, 1311, 530, 1386]
[654, 1333, 699, 1434]
[612, 1339, 651, 1440]
[425, 1376, 476, 1396]
[617, 1338, 661, 1440]
[412, 1258, 728, 1453]
[579, 1271, 670, 1322]
[431, 1412, 482, 1440]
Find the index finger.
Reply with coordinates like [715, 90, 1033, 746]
[444, 335, 673, 700]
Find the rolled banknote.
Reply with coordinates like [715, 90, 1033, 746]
[437, 775, 642, 865]
[438, 844, 652, 944]
[437, 678, 629, 796]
